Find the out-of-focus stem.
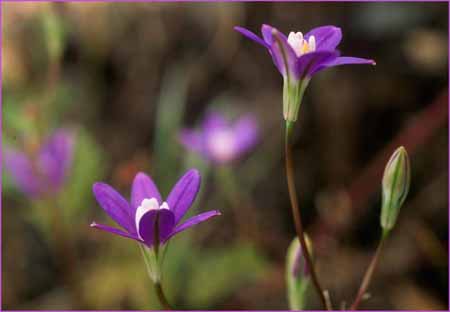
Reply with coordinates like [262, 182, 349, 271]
[155, 282, 172, 310]
[284, 121, 331, 310]
[350, 232, 387, 310]
[216, 166, 259, 242]
[49, 198, 84, 308]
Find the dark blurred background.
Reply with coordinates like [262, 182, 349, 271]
[2, 2, 448, 310]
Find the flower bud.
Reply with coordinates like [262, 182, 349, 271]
[380, 146, 411, 232]
[286, 236, 311, 310]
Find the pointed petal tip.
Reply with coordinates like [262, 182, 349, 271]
[329, 25, 341, 32]
[371, 60, 377, 65]
[134, 171, 149, 181]
[90, 221, 97, 227]
[186, 168, 200, 176]
[136, 171, 148, 177]
[184, 168, 201, 183]
[92, 182, 105, 193]
[261, 23, 278, 36]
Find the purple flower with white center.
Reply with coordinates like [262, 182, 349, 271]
[90, 169, 221, 249]
[4, 129, 75, 198]
[234, 24, 375, 122]
[179, 112, 259, 164]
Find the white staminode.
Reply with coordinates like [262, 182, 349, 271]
[287, 31, 316, 57]
[135, 198, 170, 234]
[208, 129, 235, 162]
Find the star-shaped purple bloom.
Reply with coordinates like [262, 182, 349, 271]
[235, 24, 375, 122]
[180, 111, 259, 164]
[4, 129, 74, 198]
[91, 169, 221, 248]
[234, 24, 375, 81]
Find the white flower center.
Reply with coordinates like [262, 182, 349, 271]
[207, 129, 235, 162]
[287, 32, 316, 57]
[135, 198, 170, 236]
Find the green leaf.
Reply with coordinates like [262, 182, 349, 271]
[60, 128, 106, 223]
[153, 64, 189, 194]
[41, 7, 67, 62]
[184, 243, 268, 308]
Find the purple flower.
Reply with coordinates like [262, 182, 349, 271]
[90, 169, 221, 248]
[180, 112, 259, 164]
[4, 129, 75, 198]
[235, 24, 375, 81]
[234, 24, 375, 122]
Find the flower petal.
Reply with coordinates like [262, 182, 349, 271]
[167, 210, 221, 240]
[296, 51, 339, 79]
[261, 24, 290, 45]
[179, 129, 205, 155]
[166, 169, 201, 224]
[261, 24, 277, 45]
[234, 26, 268, 48]
[312, 56, 376, 75]
[4, 148, 41, 197]
[263, 25, 299, 80]
[323, 56, 376, 67]
[137, 209, 175, 246]
[131, 172, 162, 213]
[93, 182, 136, 234]
[305, 26, 342, 51]
[90, 222, 142, 242]
[202, 111, 229, 133]
[232, 115, 259, 158]
[38, 129, 75, 191]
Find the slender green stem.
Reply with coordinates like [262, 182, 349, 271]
[350, 232, 387, 310]
[216, 166, 259, 241]
[284, 122, 331, 310]
[49, 198, 85, 308]
[155, 282, 173, 310]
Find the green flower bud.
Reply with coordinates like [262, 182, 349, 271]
[286, 236, 311, 310]
[380, 146, 411, 232]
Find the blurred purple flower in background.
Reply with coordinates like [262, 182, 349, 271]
[180, 112, 259, 164]
[91, 169, 221, 248]
[234, 24, 375, 81]
[4, 128, 75, 198]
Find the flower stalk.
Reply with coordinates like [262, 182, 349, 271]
[284, 121, 331, 310]
[350, 232, 387, 310]
[155, 282, 172, 310]
[139, 221, 172, 310]
[351, 147, 410, 310]
[283, 78, 309, 122]
[216, 166, 259, 241]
